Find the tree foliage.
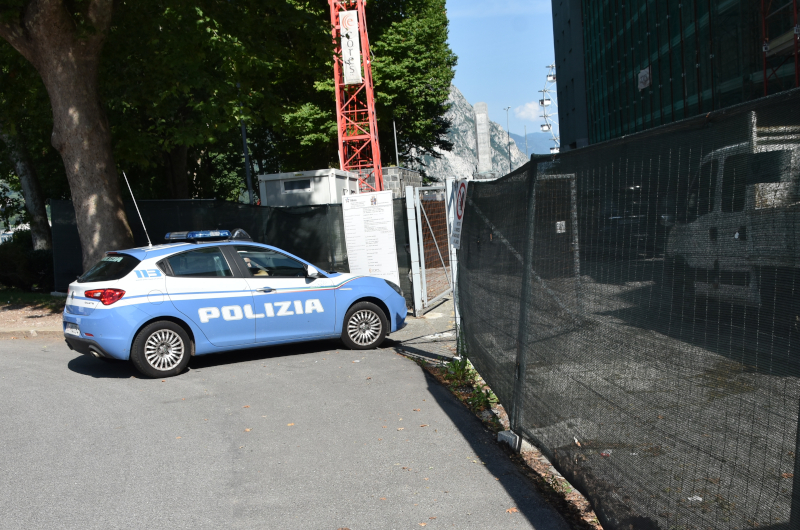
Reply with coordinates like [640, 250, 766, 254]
[1, 0, 456, 209]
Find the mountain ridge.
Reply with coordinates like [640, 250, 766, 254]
[412, 85, 528, 180]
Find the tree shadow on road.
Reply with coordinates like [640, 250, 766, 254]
[414, 363, 571, 530]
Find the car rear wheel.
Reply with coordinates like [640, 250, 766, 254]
[131, 321, 192, 378]
[342, 301, 388, 350]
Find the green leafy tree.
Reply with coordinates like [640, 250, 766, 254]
[0, 37, 69, 250]
[369, 0, 456, 171]
[99, 0, 330, 199]
[0, 0, 134, 270]
[281, 0, 456, 176]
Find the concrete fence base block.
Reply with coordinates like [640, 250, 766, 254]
[498, 430, 536, 453]
[498, 430, 520, 451]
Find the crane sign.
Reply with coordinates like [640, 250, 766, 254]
[329, 0, 384, 192]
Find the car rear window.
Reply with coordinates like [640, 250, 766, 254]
[166, 247, 233, 278]
[78, 254, 140, 283]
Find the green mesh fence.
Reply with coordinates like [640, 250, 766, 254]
[51, 199, 412, 306]
[458, 88, 800, 529]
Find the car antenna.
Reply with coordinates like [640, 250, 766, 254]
[122, 171, 152, 248]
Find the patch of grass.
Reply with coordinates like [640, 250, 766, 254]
[467, 386, 498, 411]
[443, 356, 475, 386]
[0, 286, 64, 313]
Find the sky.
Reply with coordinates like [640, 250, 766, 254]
[445, 0, 555, 139]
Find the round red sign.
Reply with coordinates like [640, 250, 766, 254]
[455, 181, 467, 220]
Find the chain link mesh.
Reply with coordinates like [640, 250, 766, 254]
[458, 88, 800, 529]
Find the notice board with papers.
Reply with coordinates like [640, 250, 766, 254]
[342, 191, 400, 286]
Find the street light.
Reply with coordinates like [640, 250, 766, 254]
[504, 107, 511, 174]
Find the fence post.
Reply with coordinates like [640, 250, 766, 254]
[405, 186, 424, 316]
[511, 165, 538, 434]
[445, 178, 462, 355]
[790, 411, 800, 529]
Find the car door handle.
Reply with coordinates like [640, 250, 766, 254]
[256, 287, 275, 293]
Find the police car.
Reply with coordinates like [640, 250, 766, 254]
[63, 229, 407, 378]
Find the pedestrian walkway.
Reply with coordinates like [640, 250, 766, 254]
[391, 296, 458, 362]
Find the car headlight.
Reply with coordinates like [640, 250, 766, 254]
[384, 280, 403, 297]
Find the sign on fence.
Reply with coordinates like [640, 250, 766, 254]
[342, 191, 400, 286]
[449, 179, 468, 249]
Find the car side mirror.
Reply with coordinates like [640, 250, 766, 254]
[305, 265, 323, 278]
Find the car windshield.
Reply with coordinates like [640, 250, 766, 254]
[78, 254, 140, 283]
[234, 246, 307, 277]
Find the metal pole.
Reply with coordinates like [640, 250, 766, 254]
[240, 121, 254, 205]
[504, 107, 511, 174]
[393, 118, 401, 168]
[237, 83, 255, 205]
[445, 178, 461, 356]
[415, 186, 428, 308]
[511, 164, 538, 433]
[405, 186, 423, 316]
[794, 0, 799, 88]
[524, 125, 528, 158]
[790, 407, 800, 529]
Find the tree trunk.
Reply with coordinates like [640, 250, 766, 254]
[0, 0, 133, 271]
[0, 126, 52, 250]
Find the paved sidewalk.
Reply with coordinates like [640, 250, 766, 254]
[391, 297, 459, 362]
[0, 303, 568, 530]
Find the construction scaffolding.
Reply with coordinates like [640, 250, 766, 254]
[328, 0, 384, 192]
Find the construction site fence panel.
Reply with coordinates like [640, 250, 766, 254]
[51, 199, 412, 307]
[458, 87, 800, 530]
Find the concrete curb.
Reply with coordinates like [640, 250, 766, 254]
[0, 330, 62, 340]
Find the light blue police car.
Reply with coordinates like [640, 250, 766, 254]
[63, 229, 407, 378]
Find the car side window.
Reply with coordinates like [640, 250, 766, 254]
[234, 246, 307, 278]
[166, 247, 233, 278]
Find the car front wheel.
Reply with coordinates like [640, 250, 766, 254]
[131, 321, 192, 378]
[342, 301, 388, 350]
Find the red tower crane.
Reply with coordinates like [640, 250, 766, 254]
[328, 0, 384, 192]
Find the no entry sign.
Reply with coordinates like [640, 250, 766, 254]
[450, 179, 468, 250]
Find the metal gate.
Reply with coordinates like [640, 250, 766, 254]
[405, 185, 453, 315]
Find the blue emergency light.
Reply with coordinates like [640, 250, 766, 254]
[164, 230, 231, 242]
[163, 229, 252, 243]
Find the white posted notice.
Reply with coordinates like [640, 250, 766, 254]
[342, 191, 400, 286]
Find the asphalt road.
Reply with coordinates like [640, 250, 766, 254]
[0, 333, 569, 530]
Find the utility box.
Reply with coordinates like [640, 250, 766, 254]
[257, 169, 360, 207]
[383, 167, 422, 198]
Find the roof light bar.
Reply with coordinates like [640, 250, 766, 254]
[164, 230, 231, 242]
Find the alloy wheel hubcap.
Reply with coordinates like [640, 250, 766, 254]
[144, 329, 184, 371]
[348, 310, 382, 346]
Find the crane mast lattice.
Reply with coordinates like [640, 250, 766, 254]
[329, 0, 384, 191]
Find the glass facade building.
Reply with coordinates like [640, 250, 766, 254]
[581, 0, 799, 144]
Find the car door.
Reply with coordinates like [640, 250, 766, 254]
[163, 246, 255, 347]
[230, 245, 336, 343]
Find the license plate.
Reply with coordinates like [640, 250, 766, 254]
[64, 323, 80, 336]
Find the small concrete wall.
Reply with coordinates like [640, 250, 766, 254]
[384, 167, 422, 198]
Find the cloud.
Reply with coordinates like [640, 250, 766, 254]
[447, 0, 551, 18]
[514, 101, 549, 125]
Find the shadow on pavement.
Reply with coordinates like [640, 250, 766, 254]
[415, 364, 568, 529]
[67, 354, 138, 378]
[66, 339, 344, 378]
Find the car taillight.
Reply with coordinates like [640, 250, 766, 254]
[84, 288, 125, 305]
